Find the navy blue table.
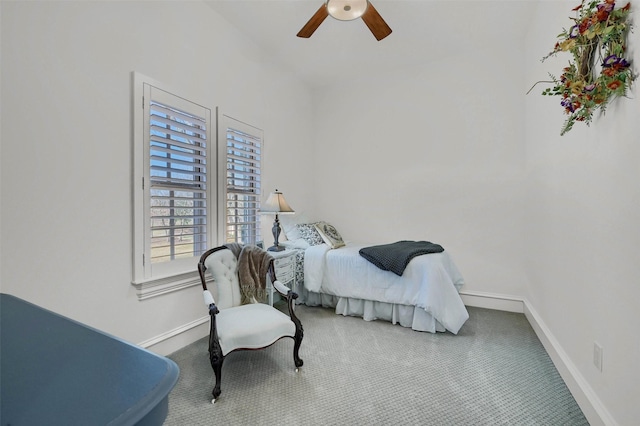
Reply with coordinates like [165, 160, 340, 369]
[1, 293, 179, 425]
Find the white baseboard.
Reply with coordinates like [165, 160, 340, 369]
[138, 315, 209, 357]
[523, 300, 616, 426]
[459, 290, 524, 313]
[461, 290, 614, 426]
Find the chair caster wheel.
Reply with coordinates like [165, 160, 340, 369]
[211, 398, 216, 404]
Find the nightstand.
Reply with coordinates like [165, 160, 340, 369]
[267, 249, 297, 306]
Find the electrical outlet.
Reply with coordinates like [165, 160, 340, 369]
[593, 342, 603, 372]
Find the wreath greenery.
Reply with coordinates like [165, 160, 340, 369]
[538, 0, 634, 135]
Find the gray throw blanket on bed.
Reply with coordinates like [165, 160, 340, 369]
[224, 243, 272, 304]
[359, 240, 444, 276]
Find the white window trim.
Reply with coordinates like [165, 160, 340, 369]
[131, 72, 216, 300]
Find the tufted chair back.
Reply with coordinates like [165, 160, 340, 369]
[203, 248, 243, 310]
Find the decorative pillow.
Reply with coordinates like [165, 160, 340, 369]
[296, 223, 324, 246]
[314, 222, 346, 249]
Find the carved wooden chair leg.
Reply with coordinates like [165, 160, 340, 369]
[208, 311, 224, 404]
[293, 332, 304, 371]
[209, 350, 224, 403]
[288, 295, 304, 372]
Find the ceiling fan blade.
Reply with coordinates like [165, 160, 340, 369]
[297, 3, 329, 38]
[361, 1, 392, 41]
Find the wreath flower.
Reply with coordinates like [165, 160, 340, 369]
[538, 0, 634, 135]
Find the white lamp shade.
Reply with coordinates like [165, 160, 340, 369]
[327, 0, 368, 21]
[261, 190, 294, 214]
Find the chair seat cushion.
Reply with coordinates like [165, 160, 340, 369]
[216, 303, 296, 356]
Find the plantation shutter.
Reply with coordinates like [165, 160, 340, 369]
[225, 120, 262, 245]
[148, 91, 208, 264]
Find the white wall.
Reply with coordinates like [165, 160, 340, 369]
[312, 46, 529, 298]
[0, 1, 315, 351]
[524, 2, 640, 425]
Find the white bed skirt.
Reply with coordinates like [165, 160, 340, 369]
[297, 286, 448, 333]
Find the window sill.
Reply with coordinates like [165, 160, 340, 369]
[131, 271, 202, 300]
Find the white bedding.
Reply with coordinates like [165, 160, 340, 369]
[302, 243, 469, 334]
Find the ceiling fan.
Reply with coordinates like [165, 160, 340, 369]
[297, 0, 392, 41]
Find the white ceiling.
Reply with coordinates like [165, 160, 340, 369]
[204, 0, 538, 89]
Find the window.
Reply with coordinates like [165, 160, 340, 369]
[148, 99, 208, 264]
[132, 75, 264, 299]
[132, 73, 215, 293]
[221, 115, 263, 246]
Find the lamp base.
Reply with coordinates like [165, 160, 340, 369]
[268, 215, 285, 252]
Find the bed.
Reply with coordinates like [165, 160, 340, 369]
[279, 216, 469, 334]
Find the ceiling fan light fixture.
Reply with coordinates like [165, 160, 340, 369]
[327, 0, 368, 21]
[297, 0, 391, 41]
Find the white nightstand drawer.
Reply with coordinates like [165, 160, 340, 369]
[275, 270, 294, 284]
[274, 261, 294, 274]
[274, 256, 294, 268]
[275, 263, 293, 274]
[267, 249, 298, 306]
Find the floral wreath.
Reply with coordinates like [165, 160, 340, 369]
[534, 0, 634, 135]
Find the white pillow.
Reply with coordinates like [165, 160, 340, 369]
[279, 212, 309, 241]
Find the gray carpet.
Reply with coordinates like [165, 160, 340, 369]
[165, 305, 588, 425]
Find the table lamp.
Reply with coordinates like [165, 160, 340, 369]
[260, 189, 294, 252]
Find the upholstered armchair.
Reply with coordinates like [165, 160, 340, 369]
[197, 245, 304, 404]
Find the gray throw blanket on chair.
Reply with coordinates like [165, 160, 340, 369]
[224, 243, 272, 304]
[359, 240, 444, 276]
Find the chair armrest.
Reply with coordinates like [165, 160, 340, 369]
[272, 280, 290, 296]
[273, 280, 299, 304]
[203, 290, 216, 306]
[204, 290, 219, 315]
